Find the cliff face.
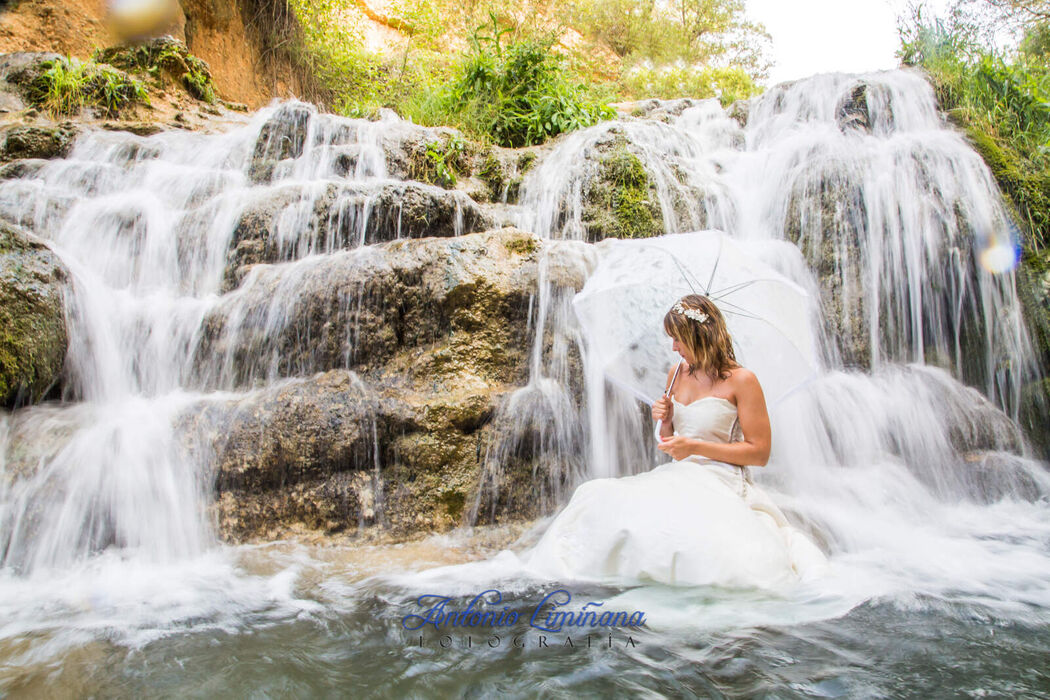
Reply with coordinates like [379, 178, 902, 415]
[0, 0, 301, 107]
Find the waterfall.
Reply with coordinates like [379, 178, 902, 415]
[491, 69, 1044, 506]
[0, 102, 433, 573]
[0, 67, 1046, 585]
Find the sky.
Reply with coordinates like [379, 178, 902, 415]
[745, 0, 951, 86]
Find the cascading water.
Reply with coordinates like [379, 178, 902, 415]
[499, 68, 1043, 488]
[0, 103, 461, 574]
[0, 66, 1048, 694]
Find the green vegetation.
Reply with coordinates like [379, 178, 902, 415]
[95, 39, 217, 103]
[28, 57, 148, 118]
[571, 0, 768, 101]
[584, 138, 663, 240]
[408, 134, 469, 187]
[898, 1, 1050, 431]
[415, 20, 615, 147]
[281, 0, 768, 145]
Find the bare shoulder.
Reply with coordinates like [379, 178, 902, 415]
[725, 366, 763, 394]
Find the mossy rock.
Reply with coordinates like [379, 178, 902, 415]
[406, 134, 473, 189]
[1019, 378, 1050, 459]
[0, 125, 76, 162]
[13, 55, 148, 118]
[94, 37, 217, 103]
[0, 222, 68, 408]
[582, 137, 663, 241]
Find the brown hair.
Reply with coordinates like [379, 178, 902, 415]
[662, 294, 740, 380]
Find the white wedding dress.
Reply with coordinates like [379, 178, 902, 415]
[521, 394, 830, 589]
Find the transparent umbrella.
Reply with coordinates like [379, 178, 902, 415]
[571, 231, 820, 435]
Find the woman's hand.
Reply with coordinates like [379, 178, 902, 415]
[651, 396, 674, 423]
[657, 435, 696, 461]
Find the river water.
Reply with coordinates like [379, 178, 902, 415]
[1, 69, 1049, 697]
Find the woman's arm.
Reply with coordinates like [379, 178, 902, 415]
[657, 368, 772, 467]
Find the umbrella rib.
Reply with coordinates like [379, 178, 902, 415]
[704, 235, 723, 294]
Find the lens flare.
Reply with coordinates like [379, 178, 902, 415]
[978, 222, 1021, 274]
[107, 0, 180, 41]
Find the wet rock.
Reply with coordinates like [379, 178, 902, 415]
[784, 163, 871, 367]
[200, 228, 578, 386]
[583, 133, 664, 241]
[177, 370, 414, 538]
[94, 36, 217, 103]
[248, 102, 312, 183]
[625, 98, 703, 123]
[0, 125, 77, 162]
[100, 121, 167, 137]
[0, 221, 68, 408]
[0, 158, 48, 180]
[1019, 378, 1050, 459]
[381, 125, 472, 185]
[957, 450, 1047, 504]
[836, 83, 871, 133]
[726, 99, 750, 129]
[181, 230, 595, 541]
[223, 180, 491, 290]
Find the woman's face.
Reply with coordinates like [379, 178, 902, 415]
[670, 334, 691, 362]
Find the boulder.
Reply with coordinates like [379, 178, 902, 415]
[94, 37, 217, 103]
[179, 230, 597, 541]
[836, 82, 872, 133]
[0, 124, 77, 162]
[0, 221, 68, 408]
[582, 132, 665, 241]
[223, 180, 492, 290]
[247, 102, 312, 184]
[199, 228, 577, 387]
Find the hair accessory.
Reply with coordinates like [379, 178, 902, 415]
[672, 301, 709, 324]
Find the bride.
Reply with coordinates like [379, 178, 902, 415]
[521, 294, 830, 589]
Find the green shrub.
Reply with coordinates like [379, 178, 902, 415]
[95, 40, 218, 103]
[418, 18, 614, 146]
[31, 57, 149, 117]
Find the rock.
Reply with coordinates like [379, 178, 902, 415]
[0, 158, 48, 180]
[726, 99, 750, 129]
[783, 163, 871, 367]
[0, 52, 64, 101]
[469, 146, 539, 204]
[199, 229, 576, 386]
[248, 102, 312, 183]
[0, 125, 77, 162]
[957, 450, 1047, 503]
[381, 124, 473, 186]
[176, 369, 494, 541]
[0, 53, 146, 119]
[223, 180, 492, 290]
[625, 98, 702, 123]
[836, 82, 871, 133]
[94, 36, 217, 103]
[583, 133, 664, 241]
[100, 121, 166, 137]
[0, 221, 68, 408]
[178, 230, 595, 541]
[1019, 378, 1050, 459]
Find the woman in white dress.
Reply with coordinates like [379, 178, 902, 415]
[522, 294, 830, 589]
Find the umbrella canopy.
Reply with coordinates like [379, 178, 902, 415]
[572, 231, 820, 409]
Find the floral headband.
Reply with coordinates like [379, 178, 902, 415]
[672, 301, 709, 324]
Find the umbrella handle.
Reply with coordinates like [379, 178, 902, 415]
[654, 362, 683, 441]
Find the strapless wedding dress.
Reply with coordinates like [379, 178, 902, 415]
[521, 395, 830, 589]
